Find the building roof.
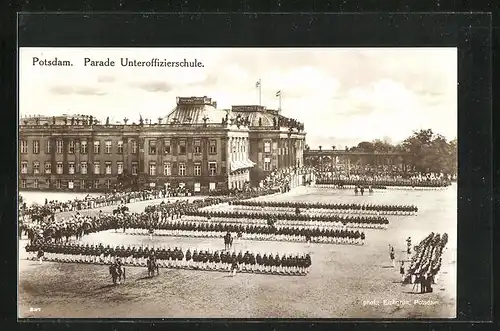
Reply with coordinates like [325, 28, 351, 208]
[165, 96, 228, 125]
[230, 105, 278, 127]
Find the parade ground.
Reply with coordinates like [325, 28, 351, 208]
[18, 185, 457, 319]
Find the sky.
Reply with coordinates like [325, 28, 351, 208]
[19, 47, 457, 149]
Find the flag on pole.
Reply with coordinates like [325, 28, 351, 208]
[256, 79, 262, 105]
[276, 90, 281, 97]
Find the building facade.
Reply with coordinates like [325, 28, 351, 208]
[230, 105, 306, 185]
[19, 97, 306, 193]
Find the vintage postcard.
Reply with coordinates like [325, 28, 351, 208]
[18, 47, 457, 318]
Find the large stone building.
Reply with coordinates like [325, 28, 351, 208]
[19, 96, 306, 193]
[230, 105, 306, 185]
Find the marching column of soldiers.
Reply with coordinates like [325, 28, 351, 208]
[230, 200, 418, 215]
[124, 220, 366, 245]
[183, 210, 389, 227]
[25, 242, 312, 276]
[177, 216, 383, 230]
[138, 215, 387, 230]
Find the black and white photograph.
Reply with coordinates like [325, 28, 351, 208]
[18, 47, 457, 319]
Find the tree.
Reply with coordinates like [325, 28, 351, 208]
[372, 139, 393, 153]
[448, 138, 457, 175]
[318, 145, 322, 151]
[355, 141, 375, 153]
[401, 129, 456, 174]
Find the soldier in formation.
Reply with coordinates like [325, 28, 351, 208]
[125, 220, 366, 245]
[231, 200, 418, 216]
[25, 242, 312, 276]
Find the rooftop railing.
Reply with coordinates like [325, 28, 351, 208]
[20, 122, 236, 130]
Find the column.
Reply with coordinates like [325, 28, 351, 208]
[226, 137, 232, 189]
[239, 137, 243, 161]
[229, 137, 234, 162]
[236, 137, 240, 161]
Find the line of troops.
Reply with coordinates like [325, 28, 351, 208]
[315, 182, 386, 190]
[125, 221, 366, 245]
[134, 211, 389, 229]
[313, 178, 451, 188]
[184, 210, 391, 226]
[230, 201, 418, 214]
[205, 204, 394, 224]
[25, 243, 312, 275]
[206, 209, 393, 225]
[137, 188, 289, 220]
[183, 216, 387, 229]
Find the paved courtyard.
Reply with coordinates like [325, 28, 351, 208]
[18, 185, 457, 318]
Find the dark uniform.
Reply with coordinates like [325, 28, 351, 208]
[400, 262, 406, 282]
[262, 254, 268, 273]
[274, 254, 281, 273]
[305, 254, 312, 273]
[37, 246, 44, 264]
[249, 253, 256, 272]
[406, 237, 412, 255]
[231, 255, 238, 275]
[185, 249, 192, 268]
[390, 247, 395, 267]
[268, 254, 275, 273]
[281, 254, 287, 274]
[214, 251, 221, 270]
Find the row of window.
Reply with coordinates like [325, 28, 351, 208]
[21, 179, 219, 191]
[21, 178, 113, 190]
[20, 161, 218, 176]
[147, 139, 217, 155]
[20, 139, 218, 155]
[263, 141, 291, 154]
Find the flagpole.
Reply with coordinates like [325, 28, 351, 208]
[279, 94, 282, 111]
[259, 79, 262, 106]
